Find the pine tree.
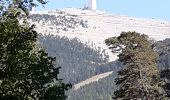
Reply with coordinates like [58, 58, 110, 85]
[0, 1, 71, 100]
[0, 0, 48, 14]
[160, 69, 170, 98]
[106, 32, 164, 100]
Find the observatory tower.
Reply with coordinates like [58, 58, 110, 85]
[89, 0, 97, 10]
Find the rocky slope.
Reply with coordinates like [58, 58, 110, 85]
[30, 8, 170, 61]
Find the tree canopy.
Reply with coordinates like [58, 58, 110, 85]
[0, 0, 48, 15]
[0, 1, 71, 100]
[106, 32, 164, 99]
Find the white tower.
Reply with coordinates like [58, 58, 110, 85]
[31, 7, 36, 14]
[89, 0, 97, 10]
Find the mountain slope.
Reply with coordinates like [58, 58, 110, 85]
[29, 8, 170, 100]
[30, 8, 170, 61]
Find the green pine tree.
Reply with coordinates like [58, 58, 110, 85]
[161, 69, 170, 98]
[106, 32, 164, 100]
[0, 1, 71, 100]
[0, 0, 48, 15]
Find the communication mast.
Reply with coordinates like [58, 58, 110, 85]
[31, 6, 36, 14]
[89, 0, 97, 10]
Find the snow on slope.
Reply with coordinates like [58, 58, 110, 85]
[30, 8, 170, 62]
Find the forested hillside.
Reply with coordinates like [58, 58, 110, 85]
[37, 33, 170, 100]
[38, 34, 121, 84]
[38, 34, 122, 100]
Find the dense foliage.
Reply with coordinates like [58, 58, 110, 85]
[38, 34, 122, 100]
[39, 34, 112, 84]
[160, 69, 170, 98]
[0, 1, 71, 100]
[154, 38, 170, 99]
[67, 69, 120, 100]
[106, 32, 164, 99]
[0, 0, 47, 15]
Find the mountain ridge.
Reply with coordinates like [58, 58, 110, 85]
[30, 8, 170, 62]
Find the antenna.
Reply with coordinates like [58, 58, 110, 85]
[89, 0, 97, 10]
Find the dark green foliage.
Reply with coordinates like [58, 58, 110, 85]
[38, 34, 122, 100]
[0, 0, 48, 15]
[67, 73, 119, 100]
[43, 83, 71, 100]
[106, 32, 164, 100]
[160, 69, 170, 98]
[0, 7, 71, 100]
[38, 34, 111, 84]
[152, 38, 170, 99]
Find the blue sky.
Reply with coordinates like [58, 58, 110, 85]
[36, 0, 170, 21]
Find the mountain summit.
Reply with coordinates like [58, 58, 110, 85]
[30, 8, 170, 61]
